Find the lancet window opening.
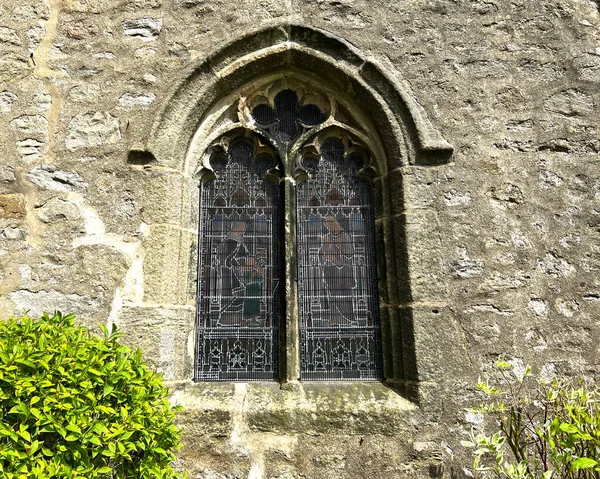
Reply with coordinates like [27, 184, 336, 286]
[297, 138, 382, 380]
[195, 83, 383, 381]
[195, 137, 281, 381]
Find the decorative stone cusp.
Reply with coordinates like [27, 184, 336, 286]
[251, 89, 326, 142]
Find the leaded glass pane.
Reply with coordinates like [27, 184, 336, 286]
[195, 139, 280, 381]
[297, 137, 383, 380]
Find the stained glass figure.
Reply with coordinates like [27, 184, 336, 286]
[195, 138, 280, 381]
[297, 137, 383, 380]
[251, 90, 326, 142]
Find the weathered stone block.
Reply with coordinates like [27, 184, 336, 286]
[388, 304, 405, 380]
[62, 18, 100, 40]
[118, 92, 156, 109]
[122, 18, 163, 41]
[401, 166, 440, 210]
[142, 224, 196, 305]
[16, 138, 44, 161]
[65, 112, 121, 151]
[0, 27, 20, 46]
[543, 89, 594, 117]
[574, 53, 600, 83]
[37, 197, 81, 223]
[10, 114, 49, 139]
[386, 168, 406, 215]
[399, 210, 448, 302]
[374, 219, 388, 303]
[207, 26, 288, 73]
[0, 91, 18, 113]
[0, 226, 28, 241]
[6, 245, 131, 328]
[372, 175, 387, 219]
[67, 83, 101, 103]
[448, 246, 485, 279]
[138, 170, 195, 227]
[405, 305, 471, 384]
[0, 53, 31, 83]
[0, 165, 16, 194]
[118, 305, 194, 380]
[0, 194, 26, 219]
[9, 289, 101, 321]
[26, 165, 88, 192]
[249, 382, 417, 435]
[380, 217, 401, 304]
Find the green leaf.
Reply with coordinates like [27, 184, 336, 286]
[29, 440, 39, 454]
[559, 423, 579, 434]
[87, 436, 102, 446]
[571, 458, 598, 470]
[41, 448, 54, 457]
[65, 424, 81, 434]
[102, 384, 114, 397]
[496, 359, 511, 369]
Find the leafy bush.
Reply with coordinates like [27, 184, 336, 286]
[463, 359, 600, 479]
[0, 312, 185, 479]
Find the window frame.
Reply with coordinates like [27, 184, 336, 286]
[194, 88, 385, 382]
[194, 137, 282, 381]
[128, 25, 455, 401]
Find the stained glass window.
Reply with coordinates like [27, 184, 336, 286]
[297, 137, 383, 380]
[195, 138, 280, 381]
[196, 86, 384, 382]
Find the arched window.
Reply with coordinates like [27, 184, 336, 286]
[297, 137, 382, 380]
[195, 84, 383, 381]
[131, 25, 454, 394]
[195, 136, 281, 381]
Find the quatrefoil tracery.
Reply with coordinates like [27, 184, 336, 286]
[199, 84, 379, 183]
[251, 89, 327, 142]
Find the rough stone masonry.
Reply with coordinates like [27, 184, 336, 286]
[0, 1, 599, 478]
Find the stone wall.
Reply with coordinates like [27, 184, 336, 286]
[1, 1, 599, 478]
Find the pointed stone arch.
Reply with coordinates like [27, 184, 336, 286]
[129, 23, 453, 173]
[129, 23, 453, 399]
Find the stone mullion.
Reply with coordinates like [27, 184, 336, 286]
[281, 175, 300, 382]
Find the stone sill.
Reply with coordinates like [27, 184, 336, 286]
[167, 380, 419, 436]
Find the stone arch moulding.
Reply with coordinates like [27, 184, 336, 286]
[129, 23, 453, 402]
[129, 23, 453, 171]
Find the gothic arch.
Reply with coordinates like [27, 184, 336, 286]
[130, 23, 453, 398]
[129, 23, 453, 173]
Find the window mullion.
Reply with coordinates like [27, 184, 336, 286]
[281, 175, 300, 382]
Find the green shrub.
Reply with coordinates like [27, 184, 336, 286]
[0, 312, 185, 479]
[463, 359, 600, 479]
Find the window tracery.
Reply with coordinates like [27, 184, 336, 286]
[195, 80, 383, 381]
[251, 89, 326, 142]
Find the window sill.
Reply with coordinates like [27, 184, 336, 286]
[167, 380, 418, 436]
